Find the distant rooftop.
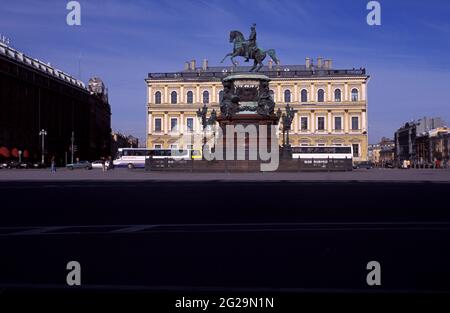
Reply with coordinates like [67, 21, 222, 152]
[0, 42, 86, 89]
[148, 57, 367, 81]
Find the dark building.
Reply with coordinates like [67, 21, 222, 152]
[111, 132, 139, 158]
[395, 117, 447, 167]
[0, 42, 111, 164]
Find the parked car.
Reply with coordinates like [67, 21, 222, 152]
[4, 161, 20, 169]
[17, 162, 34, 169]
[354, 161, 374, 169]
[66, 160, 92, 170]
[91, 160, 109, 169]
[31, 162, 46, 169]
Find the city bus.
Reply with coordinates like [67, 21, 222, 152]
[113, 148, 202, 168]
[291, 146, 353, 160]
[291, 146, 353, 170]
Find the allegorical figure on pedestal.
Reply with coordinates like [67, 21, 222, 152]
[220, 80, 240, 118]
[257, 80, 275, 117]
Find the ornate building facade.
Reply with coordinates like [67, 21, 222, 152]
[146, 58, 369, 161]
[0, 42, 111, 164]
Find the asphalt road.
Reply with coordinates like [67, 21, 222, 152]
[0, 179, 449, 309]
[0, 179, 450, 312]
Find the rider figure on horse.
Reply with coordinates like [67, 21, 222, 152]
[245, 23, 257, 62]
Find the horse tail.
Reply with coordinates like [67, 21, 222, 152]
[266, 49, 279, 64]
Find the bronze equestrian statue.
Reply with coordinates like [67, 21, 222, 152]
[220, 24, 280, 72]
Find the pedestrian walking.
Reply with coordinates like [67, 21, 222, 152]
[50, 156, 56, 173]
[108, 156, 114, 170]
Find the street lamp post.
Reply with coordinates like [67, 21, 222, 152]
[196, 104, 208, 156]
[39, 129, 47, 165]
[71, 131, 75, 164]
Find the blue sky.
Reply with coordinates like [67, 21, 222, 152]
[1, 0, 449, 144]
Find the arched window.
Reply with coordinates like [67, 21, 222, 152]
[351, 88, 359, 101]
[334, 89, 341, 102]
[301, 89, 308, 102]
[317, 89, 324, 102]
[186, 91, 193, 104]
[155, 91, 161, 104]
[269, 90, 275, 101]
[203, 90, 209, 104]
[284, 90, 291, 103]
[170, 91, 177, 104]
[219, 90, 224, 102]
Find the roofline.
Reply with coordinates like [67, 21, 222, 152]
[0, 42, 86, 89]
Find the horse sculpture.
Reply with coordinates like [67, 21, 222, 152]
[220, 30, 280, 72]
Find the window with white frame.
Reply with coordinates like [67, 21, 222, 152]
[170, 91, 177, 104]
[186, 117, 194, 132]
[317, 116, 325, 130]
[334, 89, 341, 102]
[170, 144, 178, 150]
[154, 144, 162, 149]
[154, 118, 162, 132]
[351, 116, 359, 130]
[300, 117, 308, 131]
[170, 118, 178, 132]
[186, 91, 194, 104]
[203, 90, 209, 104]
[284, 89, 291, 103]
[317, 89, 325, 102]
[351, 88, 359, 102]
[334, 116, 342, 131]
[154, 91, 162, 104]
[301, 89, 308, 102]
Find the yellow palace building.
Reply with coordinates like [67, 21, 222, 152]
[145, 57, 369, 161]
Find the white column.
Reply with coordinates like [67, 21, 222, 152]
[310, 83, 315, 102]
[294, 84, 298, 102]
[212, 85, 217, 103]
[362, 111, 367, 132]
[327, 83, 332, 102]
[180, 112, 185, 134]
[344, 111, 349, 133]
[164, 86, 168, 104]
[294, 113, 298, 133]
[310, 111, 315, 133]
[164, 113, 168, 134]
[344, 83, 349, 101]
[196, 85, 200, 104]
[277, 84, 282, 102]
[148, 112, 152, 134]
[327, 111, 332, 132]
[361, 82, 367, 101]
[148, 86, 152, 104]
[180, 86, 184, 103]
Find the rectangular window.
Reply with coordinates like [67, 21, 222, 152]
[154, 144, 162, 149]
[317, 117, 325, 131]
[170, 144, 178, 149]
[351, 116, 359, 130]
[300, 117, 308, 131]
[186, 118, 194, 132]
[186, 144, 194, 150]
[352, 144, 359, 157]
[334, 116, 342, 131]
[154, 118, 162, 132]
[170, 118, 178, 132]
